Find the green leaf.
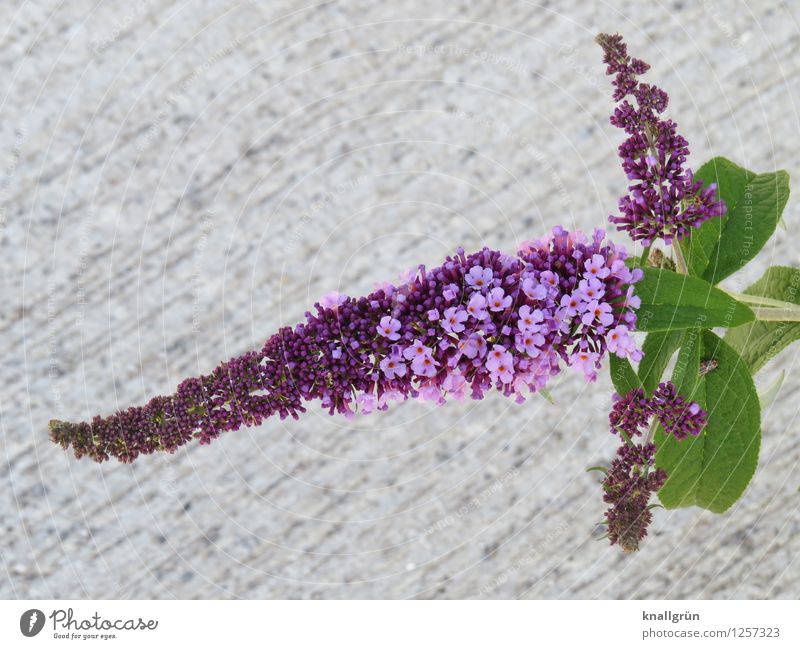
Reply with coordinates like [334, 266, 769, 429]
[609, 354, 642, 396]
[724, 266, 800, 373]
[635, 267, 755, 332]
[679, 157, 790, 283]
[656, 330, 761, 513]
[638, 330, 683, 394]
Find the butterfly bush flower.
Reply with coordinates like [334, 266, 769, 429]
[442, 306, 468, 333]
[466, 293, 488, 321]
[377, 315, 402, 340]
[50, 226, 641, 464]
[609, 381, 707, 442]
[649, 381, 708, 441]
[597, 33, 726, 245]
[602, 442, 667, 553]
[600, 381, 707, 551]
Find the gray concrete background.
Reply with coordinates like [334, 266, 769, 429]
[2, 0, 799, 599]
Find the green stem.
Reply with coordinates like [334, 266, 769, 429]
[724, 290, 798, 310]
[672, 243, 688, 274]
[751, 306, 800, 322]
[641, 419, 661, 480]
[639, 246, 651, 267]
[618, 427, 637, 450]
[643, 418, 659, 446]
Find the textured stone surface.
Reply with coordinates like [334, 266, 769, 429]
[2, 0, 799, 599]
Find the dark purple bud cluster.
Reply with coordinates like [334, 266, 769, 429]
[601, 381, 706, 551]
[609, 387, 652, 435]
[609, 381, 707, 441]
[649, 381, 707, 441]
[602, 442, 667, 553]
[597, 33, 726, 245]
[50, 227, 641, 464]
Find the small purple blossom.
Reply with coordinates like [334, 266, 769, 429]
[585, 254, 611, 279]
[515, 331, 545, 357]
[571, 350, 600, 382]
[581, 300, 614, 328]
[539, 271, 559, 293]
[411, 353, 438, 377]
[491, 360, 515, 384]
[606, 324, 639, 360]
[442, 372, 468, 400]
[522, 277, 547, 301]
[470, 333, 488, 358]
[320, 290, 347, 309]
[466, 265, 493, 290]
[487, 287, 513, 312]
[403, 340, 431, 360]
[558, 292, 583, 318]
[623, 285, 642, 310]
[377, 315, 402, 340]
[356, 393, 377, 415]
[517, 305, 543, 333]
[578, 277, 605, 302]
[442, 306, 469, 334]
[466, 293, 489, 321]
[486, 345, 513, 372]
[380, 355, 407, 380]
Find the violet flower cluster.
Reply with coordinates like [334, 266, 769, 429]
[50, 226, 641, 464]
[602, 442, 667, 553]
[601, 381, 707, 551]
[609, 382, 707, 442]
[597, 33, 726, 245]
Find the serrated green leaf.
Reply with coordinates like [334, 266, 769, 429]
[638, 330, 683, 394]
[679, 157, 790, 283]
[609, 354, 642, 396]
[725, 266, 800, 374]
[635, 267, 755, 332]
[656, 330, 761, 513]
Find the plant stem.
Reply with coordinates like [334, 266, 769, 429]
[644, 418, 659, 446]
[720, 287, 800, 320]
[751, 306, 800, 322]
[724, 290, 798, 310]
[618, 427, 637, 449]
[672, 242, 688, 274]
[639, 246, 651, 266]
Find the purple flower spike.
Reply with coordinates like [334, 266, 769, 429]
[651, 381, 708, 441]
[602, 442, 668, 553]
[609, 388, 652, 436]
[50, 227, 641, 464]
[596, 33, 726, 245]
[600, 381, 707, 551]
[608, 381, 706, 441]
